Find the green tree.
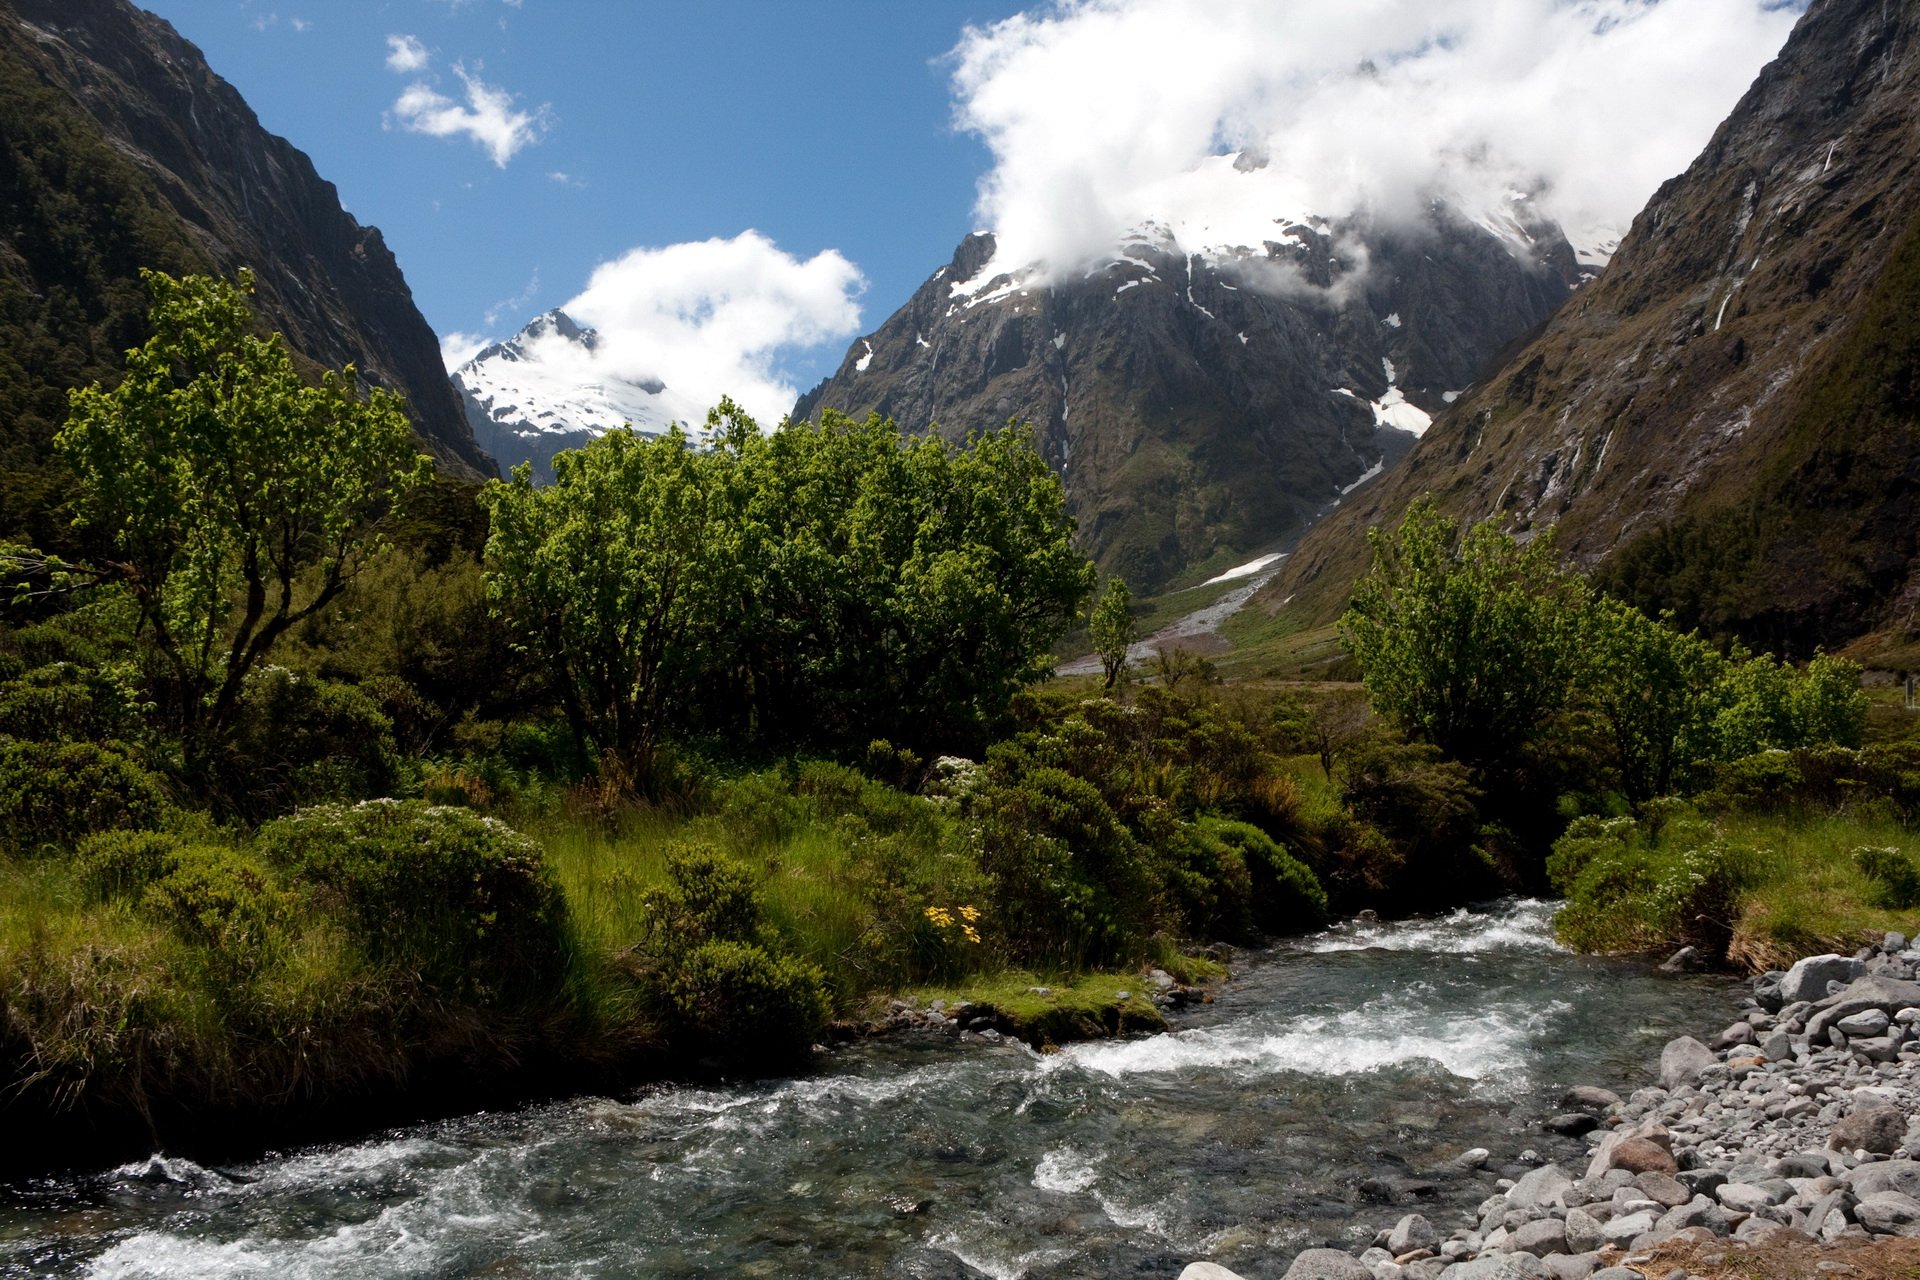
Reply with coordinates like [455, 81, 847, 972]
[1339, 497, 1587, 772]
[1583, 595, 1726, 800]
[721, 406, 1091, 753]
[51, 271, 431, 754]
[1089, 576, 1135, 689]
[482, 425, 741, 783]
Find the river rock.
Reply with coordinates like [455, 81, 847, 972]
[1508, 1165, 1574, 1209]
[1442, 1253, 1549, 1280]
[1389, 1215, 1440, 1255]
[1562, 1087, 1622, 1113]
[1758, 1030, 1794, 1062]
[1286, 1248, 1376, 1280]
[1180, 1266, 1251, 1280]
[1659, 1038, 1717, 1089]
[1545, 1114, 1599, 1136]
[1829, 1107, 1907, 1155]
[1599, 1209, 1658, 1248]
[1717, 1182, 1786, 1213]
[1506, 1219, 1569, 1257]
[1561, 1207, 1604, 1255]
[1542, 1254, 1597, 1280]
[1781, 955, 1864, 1005]
[1605, 1138, 1679, 1178]
[1847, 1160, 1920, 1199]
[1853, 1192, 1920, 1236]
[1634, 1172, 1691, 1208]
[1836, 1009, 1891, 1039]
[1710, 1022, 1754, 1050]
[1591, 1269, 1644, 1280]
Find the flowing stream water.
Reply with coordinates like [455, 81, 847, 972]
[0, 901, 1738, 1279]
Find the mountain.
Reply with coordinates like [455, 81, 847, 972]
[1258, 0, 1920, 657]
[452, 309, 700, 482]
[794, 200, 1581, 591]
[0, 0, 492, 547]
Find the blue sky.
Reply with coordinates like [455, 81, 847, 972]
[141, 1, 1027, 401]
[138, 1, 1803, 423]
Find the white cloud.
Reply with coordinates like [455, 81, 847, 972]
[385, 34, 429, 73]
[949, 0, 1804, 281]
[389, 64, 549, 167]
[483, 231, 865, 425]
[440, 331, 491, 371]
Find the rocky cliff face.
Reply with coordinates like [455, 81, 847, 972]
[1262, 0, 1920, 655]
[0, 0, 492, 480]
[795, 204, 1578, 590]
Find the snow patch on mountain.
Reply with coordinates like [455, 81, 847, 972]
[451, 309, 702, 481]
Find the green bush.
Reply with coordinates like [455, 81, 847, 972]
[0, 661, 143, 744]
[1198, 816, 1327, 935]
[630, 843, 832, 1062]
[75, 829, 183, 902]
[0, 739, 167, 853]
[257, 800, 567, 1000]
[142, 844, 289, 961]
[212, 668, 398, 819]
[1548, 809, 1758, 958]
[654, 939, 830, 1064]
[1854, 845, 1920, 910]
[641, 843, 764, 944]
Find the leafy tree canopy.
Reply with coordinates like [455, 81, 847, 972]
[49, 270, 431, 752]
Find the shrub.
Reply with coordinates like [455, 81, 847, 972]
[141, 844, 289, 962]
[630, 843, 831, 1062]
[211, 668, 398, 819]
[0, 740, 167, 853]
[1548, 810, 1757, 959]
[257, 800, 567, 1000]
[0, 661, 143, 744]
[654, 939, 830, 1064]
[1198, 816, 1327, 935]
[75, 829, 183, 902]
[1854, 845, 1920, 910]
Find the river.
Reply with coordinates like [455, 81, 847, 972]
[0, 900, 1738, 1279]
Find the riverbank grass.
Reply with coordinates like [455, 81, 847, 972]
[1549, 801, 1918, 968]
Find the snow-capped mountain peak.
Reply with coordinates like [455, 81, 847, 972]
[452, 309, 698, 481]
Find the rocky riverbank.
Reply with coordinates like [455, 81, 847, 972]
[1189, 932, 1920, 1280]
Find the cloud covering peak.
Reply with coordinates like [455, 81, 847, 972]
[950, 0, 1804, 280]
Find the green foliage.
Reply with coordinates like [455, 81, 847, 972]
[1700, 743, 1920, 819]
[1547, 809, 1757, 959]
[629, 842, 830, 1062]
[1340, 498, 1586, 771]
[1195, 816, 1327, 935]
[140, 843, 288, 963]
[54, 271, 433, 753]
[257, 800, 567, 1000]
[74, 829, 182, 903]
[0, 660, 144, 745]
[1853, 845, 1920, 910]
[1337, 737, 1488, 902]
[1090, 576, 1136, 689]
[483, 424, 739, 784]
[209, 667, 397, 820]
[653, 939, 832, 1064]
[1583, 595, 1726, 800]
[483, 405, 1092, 786]
[0, 739, 166, 853]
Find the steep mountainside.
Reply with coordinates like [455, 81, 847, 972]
[795, 205, 1579, 590]
[0, 0, 492, 536]
[1261, 0, 1920, 656]
[453, 310, 701, 482]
